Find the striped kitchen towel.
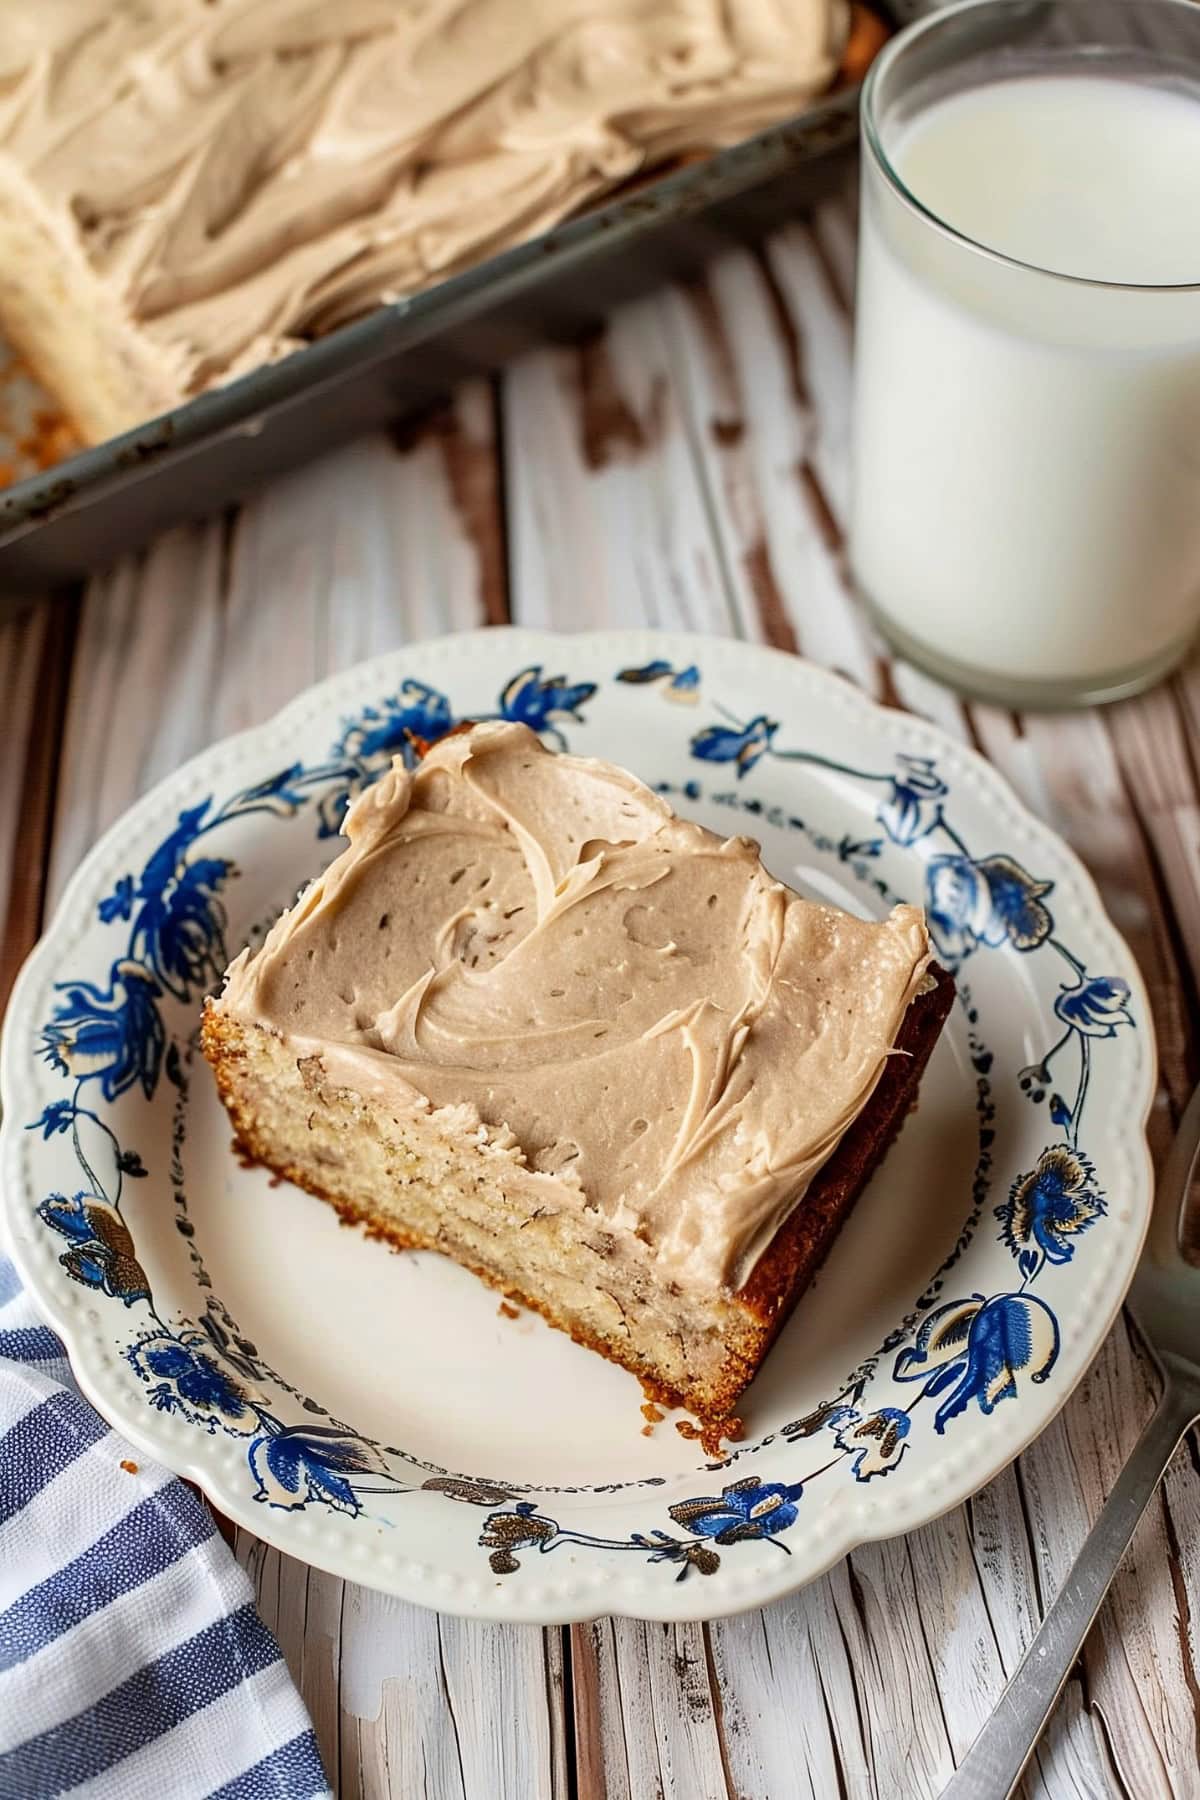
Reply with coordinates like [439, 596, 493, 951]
[0, 1255, 332, 1800]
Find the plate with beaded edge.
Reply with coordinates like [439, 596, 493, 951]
[1, 627, 1154, 1622]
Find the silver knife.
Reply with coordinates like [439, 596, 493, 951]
[942, 1082, 1200, 1800]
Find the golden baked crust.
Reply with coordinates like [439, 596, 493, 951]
[707, 965, 954, 1411]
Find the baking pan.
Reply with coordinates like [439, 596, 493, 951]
[0, 0, 923, 598]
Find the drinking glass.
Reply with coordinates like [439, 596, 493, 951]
[851, 0, 1200, 708]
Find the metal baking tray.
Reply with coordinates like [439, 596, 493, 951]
[0, 1, 920, 597]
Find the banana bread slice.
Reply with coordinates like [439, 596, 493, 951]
[202, 722, 952, 1422]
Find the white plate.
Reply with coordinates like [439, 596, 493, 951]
[1, 628, 1154, 1622]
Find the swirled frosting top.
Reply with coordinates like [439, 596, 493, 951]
[0, 0, 848, 402]
[220, 722, 932, 1291]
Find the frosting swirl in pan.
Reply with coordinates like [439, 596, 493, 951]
[0, 0, 848, 403]
[220, 722, 932, 1291]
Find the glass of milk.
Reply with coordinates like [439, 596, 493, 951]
[851, 0, 1200, 707]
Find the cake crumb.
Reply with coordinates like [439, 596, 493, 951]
[0, 349, 79, 487]
[640, 1401, 664, 1424]
[838, 3, 890, 88]
[498, 1301, 520, 1320]
[641, 1424, 654, 1437]
[676, 1416, 745, 1458]
[120, 1459, 139, 1475]
[411, 719, 476, 761]
[20, 408, 77, 471]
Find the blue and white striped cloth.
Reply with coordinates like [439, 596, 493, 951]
[0, 1256, 331, 1800]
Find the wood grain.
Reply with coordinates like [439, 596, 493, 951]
[0, 596, 77, 1008]
[8, 171, 1200, 1799]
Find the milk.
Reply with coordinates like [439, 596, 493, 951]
[851, 74, 1200, 699]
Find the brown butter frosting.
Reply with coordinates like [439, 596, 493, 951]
[219, 722, 933, 1292]
[0, 0, 848, 403]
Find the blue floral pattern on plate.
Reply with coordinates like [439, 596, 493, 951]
[28, 666, 609, 1530]
[14, 641, 1146, 1597]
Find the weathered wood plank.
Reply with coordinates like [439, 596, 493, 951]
[0, 597, 76, 1008]
[1062, 1327, 1194, 1798]
[287, 1592, 567, 1800]
[0, 606, 50, 913]
[571, 1618, 730, 1800]
[438, 1616, 568, 1800]
[809, 183, 860, 316]
[336, 1588, 468, 1800]
[762, 219, 856, 520]
[235, 1537, 344, 1789]
[46, 529, 225, 909]
[1104, 682, 1200, 1104]
[831, 1542, 957, 1798]
[504, 306, 739, 636]
[904, 1508, 1010, 1764]
[663, 253, 877, 681]
[708, 1585, 863, 1800]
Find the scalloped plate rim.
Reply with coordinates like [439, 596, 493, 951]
[0, 626, 1156, 1623]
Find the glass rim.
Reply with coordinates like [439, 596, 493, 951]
[861, 0, 1200, 294]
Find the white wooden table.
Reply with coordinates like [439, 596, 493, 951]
[3, 172, 1198, 1800]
